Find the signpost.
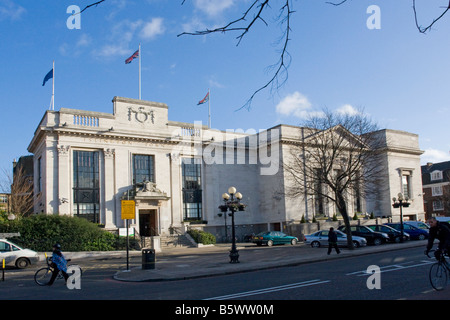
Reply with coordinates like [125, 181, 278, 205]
[121, 200, 135, 271]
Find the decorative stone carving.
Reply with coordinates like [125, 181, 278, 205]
[57, 145, 70, 156]
[104, 148, 115, 158]
[128, 106, 155, 124]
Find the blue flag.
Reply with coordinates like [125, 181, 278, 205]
[42, 68, 53, 86]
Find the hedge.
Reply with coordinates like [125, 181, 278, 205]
[187, 229, 216, 245]
[0, 213, 116, 252]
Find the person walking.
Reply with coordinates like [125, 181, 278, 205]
[328, 227, 340, 255]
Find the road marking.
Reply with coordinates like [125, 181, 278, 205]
[346, 260, 434, 276]
[204, 279, 331, 300]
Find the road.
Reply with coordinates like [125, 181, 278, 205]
[2, 246, 449, 302]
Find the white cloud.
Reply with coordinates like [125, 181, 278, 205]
[276, 91, 324, 119]
[76, 34, 92, 48]
[141, 17, 165, 40]
[421, 148, 450, 165]
[336, 104, 359, 116]
[0, 0, 25, 21]
[95, 17, 164, 58]
[193, 0, 235, 17]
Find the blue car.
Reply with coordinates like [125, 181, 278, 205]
[385, 223, 428, 240]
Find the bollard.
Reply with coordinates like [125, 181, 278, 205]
[142, 249, 156, 270]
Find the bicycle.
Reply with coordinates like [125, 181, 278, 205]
[426, 249, 450, 291]
[34, 253, 82, 286]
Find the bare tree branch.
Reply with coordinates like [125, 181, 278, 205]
[179, 0, 294, 110]
[79, 0, 106, 14]
[412, 0, 450, 33]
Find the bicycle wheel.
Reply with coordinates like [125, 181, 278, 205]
[34, 267, 53, 286]
[429, 262, 448, 291]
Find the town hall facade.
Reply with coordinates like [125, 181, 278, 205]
[27, 97, 425, 241]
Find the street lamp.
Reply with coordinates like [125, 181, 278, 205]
[218, 186, 246, 263]
[392, 193, 410, 243]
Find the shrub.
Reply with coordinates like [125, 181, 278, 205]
[188, 229, 216, 245]
[0, 214, 116, 252]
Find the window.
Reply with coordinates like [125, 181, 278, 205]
[133, 154, 155, 185]
[432, 186, 443, 196]
[73, 151, 100, 223]
[433, 200, 444, 211]
[402, 175, 411, 199]
[182, 158, 202, 221]
[0, 242, 11, 252]
[431, 171, 443, 181]
[37, 157, 42, 193]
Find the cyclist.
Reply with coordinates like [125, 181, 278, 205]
[425, 217, 450, 261]
[47, 243, 69, 286]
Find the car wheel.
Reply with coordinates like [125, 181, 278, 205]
[291, 239, 297, 245]
[311, 241, 321, 248]
[373, 238, 382, 246]
[352, 240, 360, 248]
[394, 236, 401, 243]
[418, 234, 426, 240]
[267, 240, 273, 247]
[15, 257, 30, 269]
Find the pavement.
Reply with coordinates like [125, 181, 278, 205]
[96, 240, 428, 282]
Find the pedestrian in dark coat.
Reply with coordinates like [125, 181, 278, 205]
[328, 227, 340, 255]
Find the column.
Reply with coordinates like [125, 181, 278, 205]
[57, 145, 71, 215]
[104, 148, 116, 229]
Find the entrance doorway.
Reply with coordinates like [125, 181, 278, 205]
[139, 209, 158, 237]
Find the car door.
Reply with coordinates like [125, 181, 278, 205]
[0, 240, 15, 265]
[318, 231, 329, 246]
[335, 231, 347, 246]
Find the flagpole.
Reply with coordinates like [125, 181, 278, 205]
[52, 60, 55, 111]
[139, 43, 141, 100]
[208, 88, 211, 128]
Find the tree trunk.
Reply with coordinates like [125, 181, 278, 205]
[337, 192, 354, 250]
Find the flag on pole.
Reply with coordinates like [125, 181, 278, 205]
[42, 68, 53, 86]
[125, 49, 139, 64]
[197, 91, 210, 105]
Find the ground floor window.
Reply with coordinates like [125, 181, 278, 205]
[182, 158, 202, 221]
[73, 150, 100, 223]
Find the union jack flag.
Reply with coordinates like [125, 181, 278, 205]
[125, 49, 139, 64]
[197, 91, 209, 105]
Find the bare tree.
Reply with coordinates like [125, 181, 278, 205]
[283, 109, 386, 248]
[1, 166, 34, 217]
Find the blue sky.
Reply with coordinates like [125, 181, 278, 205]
[1, 0, 450, 175]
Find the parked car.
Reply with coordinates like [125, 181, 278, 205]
[0, 239, 39, 269]
[252, 231, 298, 246]
[338, 225, 389, 245]
[304, 230, 367, 248]
[385, 223, 429, 240]
[404, 221, 429, 230]
[366, 224, 410, 243]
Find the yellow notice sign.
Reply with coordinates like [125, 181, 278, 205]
[121, 200, 136, 220]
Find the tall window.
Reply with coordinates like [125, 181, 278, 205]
[182, 158, 202, 221]
[402, 175, 411, 199]
[133, 154, 155, 185]
[37, 157, 42, 193]
[73, 151, 99, 223]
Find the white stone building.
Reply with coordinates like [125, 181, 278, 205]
[27, 97, 425, 242]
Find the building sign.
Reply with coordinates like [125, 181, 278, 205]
[121, 200, 135, 220]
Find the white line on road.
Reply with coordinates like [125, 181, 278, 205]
[346, 260, 434, 276]
[204, 279, 331, 300]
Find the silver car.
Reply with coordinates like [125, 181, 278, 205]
[304, 230, 367, 248]
[0, 239, 39, 269]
